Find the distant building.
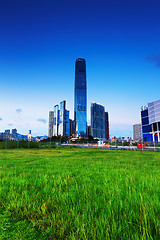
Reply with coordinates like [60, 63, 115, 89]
[5, 129, 11, 140]
[48, 111, 54, 138]
[53, 105, 59, 136]
[58, 101, 69, 137]
[69, 119, 75, 137]
[141, 107, 152, 142]
[52, 101, 70, 137]
[11, 129, 17, 138]
[19, 134, 28, 140]
[28, 130, 32, 141]
[5, 129, 10, 134]
[0, 132, 5, 140]
[105, 112, 109, 140]
[111, 136, 117, 142]
[133, 124, 142, 141]
[91, 102, 105, 139]
[87, 125, 91, 136]
[141, 99, 160, 142]
[74, 58, 87, 137]
[0, 129, 30, 141]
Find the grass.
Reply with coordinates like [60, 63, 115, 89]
[0, 148, 160, 239]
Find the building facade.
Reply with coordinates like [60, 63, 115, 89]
[91, 103, 105, 139]
[53, 105, 59, 136]
[141, 107, 152, 142]
[141, 100, 160, 143]
[48, 111, 54, 138]
[105, 112, 109, 140]
[148, 99, 160, 142]
[58, 101, 69, 137]
[69, 119, 75, 137]
[52, 101, 70, 137]
[133, 123, 142, 141]
[87, 125, 91, 136]
[74, 58, 87, 137]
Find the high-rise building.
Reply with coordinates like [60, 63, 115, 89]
[133, 124, 142, 141]
[11, 128, 17, 138]
[53, 105, 59, 136]
[48, 111, 54, 138]
[141, 107, 152, 142]
[69, 119, 75, 137]
[105, 112, 109, 140]
[74, 58, 87, 137]
[58, 100, 69, 137]
[141, 99, 160, 142]
[65, 110, 70, 137]
[4, 129, 10, 140]
[87, 125, 91, 136]
[91, 102, 105, 139]
[52, 101, 70, 137]
[140, 99, 160, 143]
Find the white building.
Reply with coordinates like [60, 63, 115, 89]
[48, 111, 54, 138]
[133, 124, 142, 141]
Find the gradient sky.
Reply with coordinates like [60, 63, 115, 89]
[0, 0, 160, 137]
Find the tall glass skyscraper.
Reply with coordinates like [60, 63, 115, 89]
[58, 100, 70, 137]
[141, 99, 160, 142]
[74, 58, 87, 137]
[53, 105, 59, 136]
[91, 102, 105, 139]
[105, 112, 109, 140]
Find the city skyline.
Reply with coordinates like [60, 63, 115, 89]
[1, 0, 160, 137]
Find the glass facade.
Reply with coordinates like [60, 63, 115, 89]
[141, 108, 153, 142]
[74, 58, 87, 137]
[69, 119, 75, 137]
[53, 101, 69, 137]
[148, 99, 160, 124]
[65, 110, 69, 137]
[91, 103, 105, 139]
[53, 105, 59, 136]
[59, 101, 65, 136]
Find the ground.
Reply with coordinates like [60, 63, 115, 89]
[0, 148, 160, 239]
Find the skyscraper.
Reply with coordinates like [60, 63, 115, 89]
[141, 99, 160, 142]
[74, 58, 87, 137]
[69, 119, 75, 137]
[58, 100, 69, 137]
[53, 105, 59, 136]
[91, 102, 105, 139]
[48, 111, 54, 138]
[105, 112, 109, 140]
[51, 101, 70, 137]
[141, 107, 152, 142]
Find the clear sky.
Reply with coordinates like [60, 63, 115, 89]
[0, 0, 160, 137]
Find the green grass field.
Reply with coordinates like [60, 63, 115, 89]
[0, 148, 160, 239]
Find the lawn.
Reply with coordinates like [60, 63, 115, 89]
[0, 148, 160, 239]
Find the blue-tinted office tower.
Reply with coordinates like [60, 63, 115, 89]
[141, 107, 152, 142]
[74, 58, 87, 137]
[141, 99, 160, 142]
[91, 103, 105, 139]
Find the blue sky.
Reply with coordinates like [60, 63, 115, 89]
[0, 0, 160, 137]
